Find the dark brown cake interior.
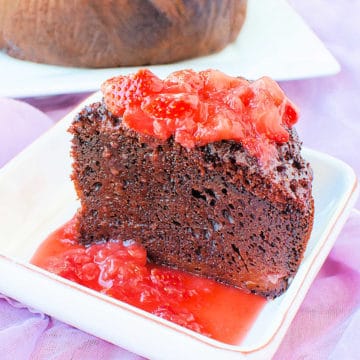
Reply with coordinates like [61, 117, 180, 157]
[70, 102, 314, 298]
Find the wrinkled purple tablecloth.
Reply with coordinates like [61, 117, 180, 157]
[1, 1, 359, 359]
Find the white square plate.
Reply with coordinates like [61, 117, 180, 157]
[0, 0, 340, 98]
[0, 93, 358, 359]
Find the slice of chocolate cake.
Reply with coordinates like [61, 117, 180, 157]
[69, 69, 314, 298]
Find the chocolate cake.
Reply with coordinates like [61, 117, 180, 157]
[69, 69, 314, 298]
[0, 0, 247, 68]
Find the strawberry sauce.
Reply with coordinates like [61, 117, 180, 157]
[31, 217, 266, 345]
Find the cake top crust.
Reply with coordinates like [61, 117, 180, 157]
[101, 69, 299, 166]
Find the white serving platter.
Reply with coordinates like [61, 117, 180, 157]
[0, 92, 358, 359]
[0, 0, 340, 98]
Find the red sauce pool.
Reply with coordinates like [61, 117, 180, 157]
[31, 217, 266, 345]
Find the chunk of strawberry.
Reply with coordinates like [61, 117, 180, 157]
[282, 100, 299, 126]
[142, 93, 199, 119]
[252, 106, 289, 143]
[248, 86, 290, 143]
[142, 93, 199, 139]
[200, 69, 247, 94]
[122, 106, 155, 137]
[251, 77, 285, 106]
[164, 69, 203, 93]
[101, 69, 163, 117]
[223, 85, 255, 110]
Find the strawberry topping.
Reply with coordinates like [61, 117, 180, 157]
[101, 69, 163, 117]
[101, 69, 299, 164]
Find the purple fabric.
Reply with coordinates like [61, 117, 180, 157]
[0, 0, 359, 358]
[0, 98, 53, 168]
[0, 296, 142, 360]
